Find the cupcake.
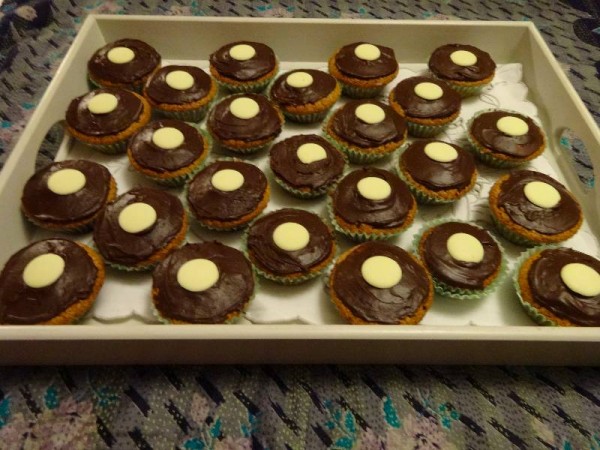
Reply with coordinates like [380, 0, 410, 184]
[21, 160, 117, 232]
[328, 241, 433, 324]
[152, 241, 255, 324]
[488, 170, 583, 246]
[269, 134, 346, 198]
[428, 43, 496, 97]
[467, 109, 546, 168]
[87, 38, 161, 92]
[207, 93, 284, 154]
[515, 247, 600, 326]
[324, 99, 407, 163]
[268, 69, 340, 123]
[328, 42, 398, 98]
[186, 160, 269, 231]
[127, 119, 210, 186]
[0, 238, 105, 325]
[397, 140, 477, 204]
[329, 167, 417, 241]
[209, 41, 278, 93]
[416, 221, 504, 299]
[143, 65, 217, 122]
[388, 76, 461, 137]
[93, 187, 188, 271]
[245, 208, 336, 284]
[65, 87, 152, 154]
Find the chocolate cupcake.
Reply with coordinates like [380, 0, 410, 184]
[0, 239, 105, 325]
[328, 241, 433, 324]
[152, 242, 255, 324]
[488, 170, 583, 246]
[21, 160, 117, 232]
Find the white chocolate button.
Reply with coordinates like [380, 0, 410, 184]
[447, 232, 484, 263]
[23, 253, 65, 289]
[286, 71, 313, 88]
[177, 258, 220, 292]
[166, 70, 194, 90]
[88, 93, 118, 115]
[424, 142, 458, 163]
[354, 43, 381, 61]
[118, 202, 157, 234]
[560, 263, 600, 297]
[450, 50, 477, 66]
[107, 46, 135, 64]
[272, 222, 310, 252]
[497, 116, 529, 136]
[296, 143, 327, 164]
[230, 97, 260, 119]
[211, 169, 244, 192]
[361, 255, 402, 289]
[357, 177, 391, 201]
[523, 181, 561, 209]
[229, 44, 256, 61]
[47, 169, 86, 195]
[414, 82, 443, 100]
[355, 103, 385, 124]
[152, 127, 185, 150]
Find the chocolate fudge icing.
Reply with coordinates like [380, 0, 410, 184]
[528, 248, 600, 326]
[21, 160, 112, 224]
[66, 88, 144, 136]
[88, 39, 160, 85]
[496, 170, 581, 235]
[247, 208, 333, 275]
[331, 241, 431, 324]
[401, 140, 475, 191]
[391, 76, 461, 119]
[152, 242, 254, 324]
[144, 65, 213, 104]
[128, 120, 205, 172]
[330, 100, 406, 148]
[334, 42, 398, 79]
[270, 134, 345, 190]
[187, 160, 267, 221]
[428, 44, 496, 82]
[421, 222, 501, 290]
[470, 110, 544, 158]
[94, 187, 184, 265]
[0, 239, 98, 324]
[270, 69, 337, 106]
[331, 168, 415, 229]
[210, 41, 276, 81]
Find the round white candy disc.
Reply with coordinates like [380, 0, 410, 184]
[229, 44, 256, 61]
[118, 202, 157, 234]
[47, 169, 86, 195]
[272, 222, 310, 252]
[286, 71, 314, 88]
[177, 258, 220, 292]
[88, 93, 118, 115]
[414, 82, 443, 100]
[361, 255, 402, 289]
[230, 97, 260, 119]
[107, 46, 135, 64]
[152, 127, 185, 150]
[523, 181, 561, 209]
[424, 142, 458, 163]
[446, 232, 484, 263]
[450, 50, 477, 66]
[354, 43, 381, 61]
[560, 263, 600, 297]
[296, 143, 327, 164]
[211, 169, 245, 192]
[166, 70, 195, 90]
[356, 177, 391, 201]
[23, 253, 65, 289]
[496, 116, 529, 136]
[355, 103, 385, 124]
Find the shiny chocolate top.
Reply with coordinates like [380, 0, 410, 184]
[334, 42, 398, 80]
[270, 69, 338, 106]
[209, 41, 276, 81]
[88, 39, 160, 85]
[0, 239, 99, 324]
[152, 242, 254, 323]
[144, 65, 213, 104]
[391, 76, 461, 119]
[331, 241, 432, 324]
[428, 44, 496, 82]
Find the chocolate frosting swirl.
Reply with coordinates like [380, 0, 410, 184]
[428, 44, 496, 82]
[331, 241, 432, 324]
[247, 208, 334, 275]
[128, 120, 206, 172]
[421, 222, 501, 290]
[210, 41, 276, 81]
[470, 110, 544, 158]
[187, 160, 267, 221]
[94, 187, 184, 265]
[334, 42, 398, 79]
[0, 239, 99, 324]
[152, 242, 254, 324]
[144, 65, 213, 104]
[400, 140, 475, 191]
[66, 88, 144, 136]
[329, 100, 407, 148]
[331, 168, 415, 229]
[88, 39, 161, 85]
[496, 170, 581, 235]
[270, 69, 337, 106]
[269, 134, 345, 190]
[391, 76, 461, 119]
[21, 160, 112, 224]
[528, 248, 600, 326]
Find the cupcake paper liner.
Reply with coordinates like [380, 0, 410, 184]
[340, 81, 384, 99]
[489, 212, 542, 247]
[446, 83, 484, 98]
[155, 102, 213, 123]
[282, 110, 330, 124]
[322, 131, 394, 164]
[406, 120, 451, 138]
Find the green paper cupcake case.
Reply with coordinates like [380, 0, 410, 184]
[405, 120, 451, 138]
[155, 101, 214, 123]
[339, 81, 384, 99]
